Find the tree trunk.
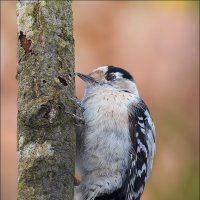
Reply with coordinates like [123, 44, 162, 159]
[17, 1, 75, 200]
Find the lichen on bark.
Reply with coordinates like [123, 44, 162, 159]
[17, 1, 75, 199]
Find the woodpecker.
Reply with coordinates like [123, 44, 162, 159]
[74, 66, 155, 200]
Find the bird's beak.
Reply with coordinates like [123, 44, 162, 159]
[76, 73, 97, 84]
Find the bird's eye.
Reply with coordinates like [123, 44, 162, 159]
[106, 74, 116, 81]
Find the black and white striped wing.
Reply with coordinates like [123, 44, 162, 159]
[126, 100, 156, 200]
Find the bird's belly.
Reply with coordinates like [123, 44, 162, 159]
[80, 129, 131, 175]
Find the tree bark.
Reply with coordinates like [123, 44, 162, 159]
[17, 1, 75, 200]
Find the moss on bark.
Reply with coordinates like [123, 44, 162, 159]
[17, 1, 75, 199]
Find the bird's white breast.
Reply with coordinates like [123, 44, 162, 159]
[80, 86, 138, 173]
[82, 87, 135, 133]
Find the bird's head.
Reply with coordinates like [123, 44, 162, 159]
[76, 66, 139, 96]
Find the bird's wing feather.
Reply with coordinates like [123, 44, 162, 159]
[125, 100, 156, 200]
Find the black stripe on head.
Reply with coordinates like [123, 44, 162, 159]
[106, 66, 134, 81]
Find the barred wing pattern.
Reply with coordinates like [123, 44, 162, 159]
[126, 100, 155, 200]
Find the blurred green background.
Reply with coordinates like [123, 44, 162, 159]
[1, 1, 199, 200]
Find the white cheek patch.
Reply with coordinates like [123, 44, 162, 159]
[114, 72, 123, 79]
